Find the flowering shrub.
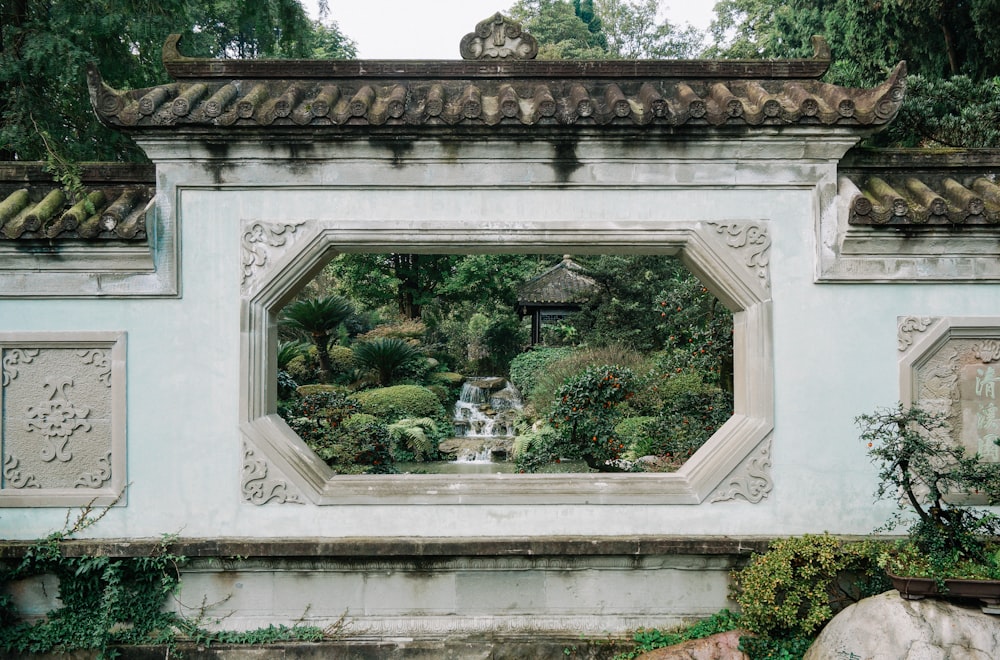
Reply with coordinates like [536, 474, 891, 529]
[546, 365, 636, 472]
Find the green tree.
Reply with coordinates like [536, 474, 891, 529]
[706, 0, 1000, 146]
[280, 295, 355, 380]
[0, 0, 354, 163]
[509, 0, 703, 59]
[708, 0, 1000, 83]
[508, 0, 609, 59]
[594, 0, 703, 58]
[328, 253, 459, 320]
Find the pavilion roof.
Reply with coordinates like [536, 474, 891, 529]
[518, 256, 598, 306]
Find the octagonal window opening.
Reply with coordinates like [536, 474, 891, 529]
[241, 222, 772, 504]
[274, 252, 735, 477]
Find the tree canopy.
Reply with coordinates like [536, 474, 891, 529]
[707, 0, 1000, 147]
[508, 0, 703, 59]
[0, 0, 356, 162]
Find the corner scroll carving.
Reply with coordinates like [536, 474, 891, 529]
[75, 451, 113, 488]
[242, 443, 304, 505]
[707, 223, 771, 289]
[2, 348, 40, 386]
[4, 455, 39, 489]
[460, 13, 539, 60]
[711, 436, 773, 503]
[77, 349, 112, 386]
[897, 316, 935, 351]
[241, 221, 303, 289]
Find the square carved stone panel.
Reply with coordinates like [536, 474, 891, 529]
[899, 317, 1000, 463]
[1, 333, 126, 506]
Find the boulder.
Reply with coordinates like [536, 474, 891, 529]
[804, 590, 1000, 660]
[636, 630, 750, 660]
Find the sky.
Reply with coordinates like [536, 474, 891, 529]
[308, 1, 717, 59]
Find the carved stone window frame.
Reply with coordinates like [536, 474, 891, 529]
[0, 332, 127, 507]
[240, 217, 773, 505]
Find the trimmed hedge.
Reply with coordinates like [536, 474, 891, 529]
[351, 385, 446, 423]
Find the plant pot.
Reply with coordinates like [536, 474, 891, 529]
[888, 573, 1000, 612]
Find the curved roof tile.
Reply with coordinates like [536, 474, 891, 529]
[842, 150, 1000, 226]
[0, 164, 152, 241]
[87, 35, 906, 135]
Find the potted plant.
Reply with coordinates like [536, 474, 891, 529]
[858, 403, 1000, 605]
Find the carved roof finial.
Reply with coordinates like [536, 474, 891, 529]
[460, 12, 538, 60]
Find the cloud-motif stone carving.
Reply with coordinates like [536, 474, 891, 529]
[75, 451, 113, 488]
[4, 455, 39, 489]
[2, 348, 39, 386]
[241, 221, 303, 288]
[707, 223, 771, 289]
[711, 437, 773, 503]
[898, 316, 935, 351]
[242, 443, 303, 505]
[77, 349, 112, 386]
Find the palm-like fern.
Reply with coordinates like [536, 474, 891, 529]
[277, 340, 309, 370]
[279, 295, 354, 380]
[352, 337, 419, 386]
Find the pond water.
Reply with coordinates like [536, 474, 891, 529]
[396, 456, 589, 474]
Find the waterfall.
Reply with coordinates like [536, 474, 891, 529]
[453, 378, 524, 441]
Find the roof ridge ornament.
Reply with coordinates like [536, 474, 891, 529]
[460, 13, 538, 60]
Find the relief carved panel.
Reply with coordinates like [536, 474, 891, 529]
[901, 318, 1000, 463]
[0, 333, 126, 506]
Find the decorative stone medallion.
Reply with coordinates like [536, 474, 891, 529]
[0, 332, 126, 506]
[900, 318, 1000, 463]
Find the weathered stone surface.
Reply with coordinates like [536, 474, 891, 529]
[636, 630, 750, 660]
[804, 590, 1000, 660]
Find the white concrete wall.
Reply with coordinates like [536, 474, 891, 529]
[1, 134, 990, 541]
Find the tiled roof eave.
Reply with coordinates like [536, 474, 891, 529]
[843, 148, 1000, 227]
[87, 61, 907, 135]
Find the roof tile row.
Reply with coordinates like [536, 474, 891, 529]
[0, 165, 152, 241]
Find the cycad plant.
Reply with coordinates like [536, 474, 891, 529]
[279, 295, 354, 381]
[352, 337, 419, 386]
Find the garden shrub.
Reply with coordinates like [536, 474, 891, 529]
[356, 318, 427, 343]
[430, 371, 464, 386]
[341, 413, 377, 431]
[529, 364, 636, 472]
[508, 346, 574, 401]
[731, 534, 889, 640]
[425, 384, 451, 404]
[295, 383, 343, 398]
[513, 424, 559, 473]
[325, 420, 397, 474]
[528, 345, 647, 411]
[276, 370, 298, 400]
[327, 345, 355, 374]
[649, 389, 733, 466]
[613, 416, 658, 458]
[284, 346, 320, 384]
[351, 385, 446, 423]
